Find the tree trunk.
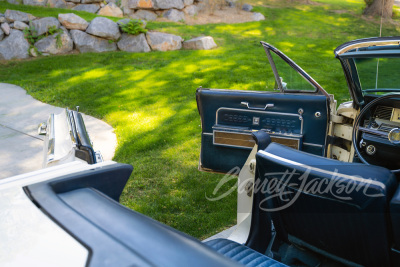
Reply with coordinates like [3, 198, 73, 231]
[364, 0, 395, 18]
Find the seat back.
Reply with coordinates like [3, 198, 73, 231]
[255, 143, 397, 266]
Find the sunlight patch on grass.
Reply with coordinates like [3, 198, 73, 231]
[264, 27, 276, 36]
[184, 64, 200, 73]
[242, 29, 263, 37]
[68, 69, 108, 83]
[277, 41, 295, 50]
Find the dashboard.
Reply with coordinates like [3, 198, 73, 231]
[360, 103, 400, 169]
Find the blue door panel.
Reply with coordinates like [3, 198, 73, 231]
[197, 88, 329, 173]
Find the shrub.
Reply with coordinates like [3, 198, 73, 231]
[23, 24, 41, 46]
[23, 24, 63, 51]
[120, 19, 147, 35]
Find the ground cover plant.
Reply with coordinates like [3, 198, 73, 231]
[1, 0, 400, 239]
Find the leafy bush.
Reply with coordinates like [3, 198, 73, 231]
[47, 25, 63, 48]
[120, 19, 147, 36]
[23, 24, 41, 46]
[23, 24, 63, 51]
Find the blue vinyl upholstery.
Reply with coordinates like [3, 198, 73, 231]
[205, 238, 286, 267]
[255, 143, 397, 266]
[26, 164, 245, 267]
[196, 88, 329, 173]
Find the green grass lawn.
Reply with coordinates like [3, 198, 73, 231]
[1, 0, 399, 239]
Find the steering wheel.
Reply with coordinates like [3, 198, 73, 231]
[352, 94, 400, 171]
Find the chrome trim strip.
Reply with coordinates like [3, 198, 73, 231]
[215, 107, 303, 134]
[258, 150, 386, 189]
[335, 40, 400, 56]
[47, 113, 55, 162]
[303, 142, 324, 148]
[359, 126, 389, 138]
[202, 132, 213, 136]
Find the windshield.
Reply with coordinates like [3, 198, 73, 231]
[354, 57, 400, 94]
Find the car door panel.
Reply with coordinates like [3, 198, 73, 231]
[197, 88, 329, 173]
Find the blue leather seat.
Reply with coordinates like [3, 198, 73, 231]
[255, 143, 397, 266]
[205, 238, 286, 267]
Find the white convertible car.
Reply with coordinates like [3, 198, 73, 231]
[2, 37, 400, 267]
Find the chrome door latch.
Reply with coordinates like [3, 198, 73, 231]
[241, 102, 274, 110]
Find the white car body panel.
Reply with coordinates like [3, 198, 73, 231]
[0, 161, 118, 266]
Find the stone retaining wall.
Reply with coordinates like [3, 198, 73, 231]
[5, 0, 265, 24]
[0, 9, 218, 60]
[5, 0, 205, 22]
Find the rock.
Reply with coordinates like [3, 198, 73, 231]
[4, 10, 36, 23]
[128, 0, 155, 9]
[196, 1, 207, 12]
[163, 9, 184, 22]
[226, 0, 235, 7]
[30, 47, 38, 57]
[0, 30, 30, 60]
[242, 3, 252, 11]
[183, 36, 217, 50]
[100, 3, 105, 7]
[98, 3, 123, 17]
[153, 0, 184, 9]
[9, 23, 14, 28]
[66, 2, 77, 8]
[117, 18, 130, 26]
[6, 0, 21, 4]
[65, 0, 79, 3]
[0, 29, 4, 41]
[86, 17, 121, 40]
[0, 17, 6, 24]
[183, 0, 192, 5]
[70, 29, 117, 53]
[81, 0, 102, 4]
[146, 31, 182, 51]
[13, 21, 29, 30]
[34, 28, 73, 54]
[23, 0, 48, 6]
[117, 33, 150, 52]
[72, 4, 101, 13]
[252, 12, 265, 21]
[134, 10, 157, 21]
[183, 5, 197, 16]
[1, 23, 10, 35]
[123, 8, 135, 17]
[47, 0, 67, 8]
[30, 17, 60, 36]
[58, 13, 88, 31]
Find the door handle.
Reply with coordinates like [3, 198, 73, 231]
[240, 102, 274, 110]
